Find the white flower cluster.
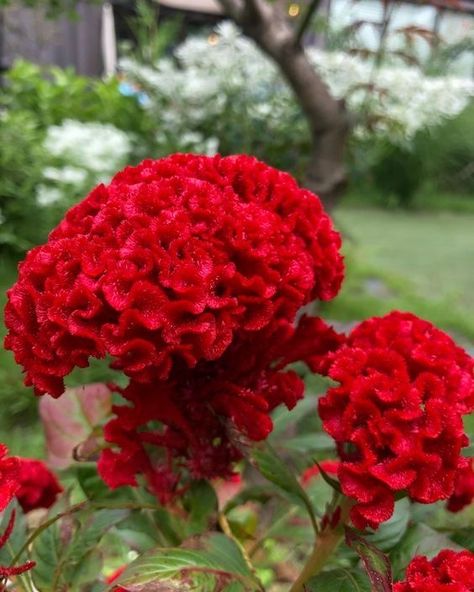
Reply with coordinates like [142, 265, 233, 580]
[121, 21, 474, 146]
[307, 49, 474, 142]
[37, 120, 133, 207]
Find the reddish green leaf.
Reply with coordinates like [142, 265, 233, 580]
[39, 383, 112, 469]
[345, 527, 392, 592]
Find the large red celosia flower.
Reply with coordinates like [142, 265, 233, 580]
[15, 458, 63, 513]
[99, 316, 343, 501]
[447, 458, 474, 513]
[0, 444, 19, 512]
[4, 154, 343, 398]
[318, 311, 474, 529]
[393, 549, 474, 591]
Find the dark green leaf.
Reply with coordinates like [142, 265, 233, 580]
[251, 443, 318, 532]
[184, 480, 218, 535]
[366, 499, 410, 551]
[314, 460, 342, 493]
[0, 501, 27, 567]
[451, 528, 474, 551]
[345, 528, 392, 592]
[116, 512, 164, 552]
[306, 568, 371, 591]
[31, 519, 63, 591]
[270, 394, 317, 438]
[59, 508, 128, 587]
[114, 533, 263, 591]
[390, 523, 463, 580]
[75, 464, 136, 502]
[285, 433, 335, 454]
[31, 507, 127, 590]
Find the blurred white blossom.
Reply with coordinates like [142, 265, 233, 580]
[39, 120, 134, 209]
[43, 166, 88, 185]
[44, 120, 132, 175]
[120, 21, 474, 146]
[36, 185, 63, 206]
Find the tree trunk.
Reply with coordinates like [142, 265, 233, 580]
[218, 0, 349, 209]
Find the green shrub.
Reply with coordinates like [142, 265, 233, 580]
[2, 60, 155, 141]
[417, 103, 474, 194]
[0, 111, 50, 252]
[370, 142, 425, 208]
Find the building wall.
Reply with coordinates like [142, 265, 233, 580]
[2, 1, 103, 76]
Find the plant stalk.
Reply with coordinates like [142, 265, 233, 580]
[288, 496, 352, 592]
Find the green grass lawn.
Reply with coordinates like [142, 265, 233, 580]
[1, 205, 473, 453]
[322, 206, 474, 344]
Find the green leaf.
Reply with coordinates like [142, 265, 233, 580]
[31, 519, 63, 591]
[462, 443, 474, 455]
[183, 480, 218, 535]
[306, 568, 371, 591]
[224, 582, 246, 592]
[75, 464, 136, 502]
[390, 523, 463, 580]
[0, 501, 27, 567]
[270, 394, 317, 438]
[284, 433, 335, 454]
[345, 528, 392, 592]
[251, 443, 318, 532]
[114, 533, 263, 591]
[366, 499, 411, 551]
[314, 460, 342, 493]
[59, 508, 128, 587]
[224, 485, 273, 513]
[451, 528, 474, 551]
[31, 507, 127, 591]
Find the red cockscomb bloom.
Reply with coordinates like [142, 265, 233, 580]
[4, 154, 343, 398]
[393, 549, 474, 591]
[99, 317, 343, 501]
[15, 458, 63, 513]
[0, 444, 19, 512]
[447, 458, 474, 513]
[318, 312, 474, 529]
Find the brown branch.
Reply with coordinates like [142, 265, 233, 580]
[218, 0, 245, 21]
[217, 0, 349, 208]
[295, 0, 322, 46]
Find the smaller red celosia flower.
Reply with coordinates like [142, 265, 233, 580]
[318, 312, 474, 529]
[393, 549, 474, 591]
[0, 444, 19, 512]
[447, 458, 474, 513]
[0, 510, 35, 585]
[15, 458, 63, 513]
[301, 460, 340, 486]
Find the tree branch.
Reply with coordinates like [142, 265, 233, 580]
[217, 0, 349, 207]
[295, 0, 322, 46]
[218, 0, 245, 21]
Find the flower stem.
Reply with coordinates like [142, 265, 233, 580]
[288, 496, 352, 592]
